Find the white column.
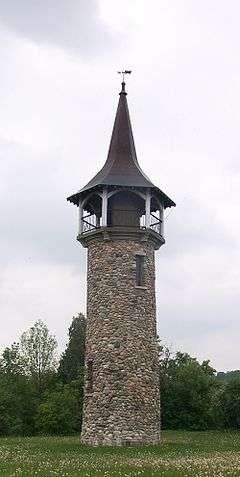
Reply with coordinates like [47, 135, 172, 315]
[145, 190, 151, 228]
[101, 189, 108, 227]
[160, 204, 164, 237]
[78, 199, 83, 235]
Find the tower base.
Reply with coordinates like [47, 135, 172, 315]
[81, 432, 160, 446]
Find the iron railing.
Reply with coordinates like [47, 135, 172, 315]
[81, 211, 163, 235]
[149, 212, 163, 235]
[82, 214, 99, 233]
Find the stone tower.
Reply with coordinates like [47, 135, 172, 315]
[67, 81, 175, 446]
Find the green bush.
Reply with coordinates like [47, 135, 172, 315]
[161, 352, 218, 430]
[36, 381, 82, 435]
[0, 374, 37, 435]
[219, 378, 240, 428]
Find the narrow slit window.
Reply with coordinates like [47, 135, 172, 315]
[87, 359, 93, 393]
[135, 255, 145, 286]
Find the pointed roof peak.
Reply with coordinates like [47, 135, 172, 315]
[67, 81, 175, 209]
[79, 80, 155, 192]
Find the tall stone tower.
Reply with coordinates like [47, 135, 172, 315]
[67, 80, 175, 446]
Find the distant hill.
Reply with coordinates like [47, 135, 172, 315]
[217, 370, 240, 382]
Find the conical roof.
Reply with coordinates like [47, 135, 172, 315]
[68, 82, 175, 208]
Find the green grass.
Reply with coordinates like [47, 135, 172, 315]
[0, 431, 240, 477]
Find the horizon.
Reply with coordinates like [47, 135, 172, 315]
[0, 1, 239, 372]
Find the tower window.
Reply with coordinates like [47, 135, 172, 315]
[87, 359, 93, 393]
[135, 255, 145, 286]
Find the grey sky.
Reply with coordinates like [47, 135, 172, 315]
[0, 0, 113, 53]
[0, 0, 239, 371]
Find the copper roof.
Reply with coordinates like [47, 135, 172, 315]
[68, 82, 175, 208]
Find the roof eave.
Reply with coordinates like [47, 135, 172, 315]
[67, 184, 176, 208]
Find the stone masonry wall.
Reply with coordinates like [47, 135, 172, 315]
[81, 237, 161, 446]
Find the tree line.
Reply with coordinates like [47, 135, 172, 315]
[0, 315, 239, 436]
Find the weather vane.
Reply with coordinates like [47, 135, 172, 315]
[117, 70, 132, 83]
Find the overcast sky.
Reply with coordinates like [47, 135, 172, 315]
[0, 0, 239, 371]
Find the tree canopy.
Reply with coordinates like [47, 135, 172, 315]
[0, 318, 240, 436]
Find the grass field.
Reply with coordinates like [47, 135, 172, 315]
[0, 431, 240, 477]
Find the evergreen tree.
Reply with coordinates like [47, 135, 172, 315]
[58, 314, 86, 383]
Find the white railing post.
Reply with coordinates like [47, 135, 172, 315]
[102, 189, 108, 227]
[145, 190, 151, 228]
[96, 216, 100, 228]
[78, 199, 83, 235]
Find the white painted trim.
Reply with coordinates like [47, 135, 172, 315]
[145, 190, 151, 228]
[107, 188, 146, 201]
[102, 188, 108, 227]
[78, 199, 83, 235]
[160, 204, 164, 237]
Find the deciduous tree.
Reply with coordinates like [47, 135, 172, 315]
[20, 319, 57, 393]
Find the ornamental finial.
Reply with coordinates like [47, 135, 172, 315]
[117, 70, 132, 93]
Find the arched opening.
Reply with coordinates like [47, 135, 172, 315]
[79, 189, 164, 237]
[107, 191, 145, 228]
[81, 193, 102, 233]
